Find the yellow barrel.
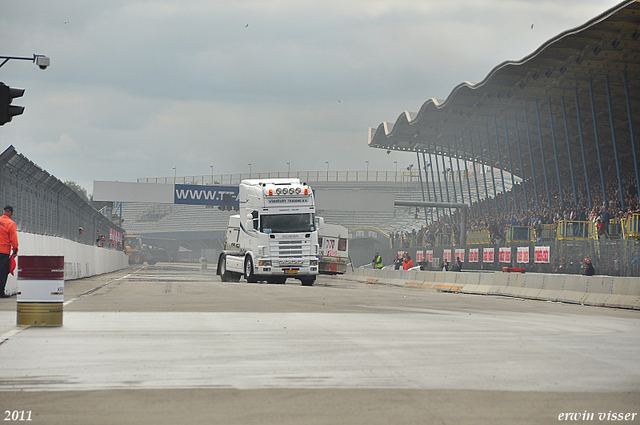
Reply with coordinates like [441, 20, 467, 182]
[17, 302, 63, 326]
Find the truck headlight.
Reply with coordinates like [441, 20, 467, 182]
[259, 260, 272, 267]
[310, 259, 318, 266]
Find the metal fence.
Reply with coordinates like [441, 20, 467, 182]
[138, 169, 521, 189]
[0, 146, 124, 246]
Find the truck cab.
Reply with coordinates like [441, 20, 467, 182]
[217, 178, 322, 285]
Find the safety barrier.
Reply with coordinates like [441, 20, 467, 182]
[506, 226, 530, 243]
[4, 232, 129, 296]
[624, 214, 640, 240]
[436, 233, 454, 246]
[557, 221, 591, 241]
[467, 230, 491, 244]
[347, 268, 640, 310]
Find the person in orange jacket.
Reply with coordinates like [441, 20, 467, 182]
[403, 253, 414, 270]
[0, 206, 19, 298]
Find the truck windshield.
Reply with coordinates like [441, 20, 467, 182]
[261, 213, 316, 233]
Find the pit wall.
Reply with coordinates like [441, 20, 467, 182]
[4, 232, 129, 295]
[347, 268, 640, 310]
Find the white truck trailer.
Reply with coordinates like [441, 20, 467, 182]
[318, 223, 349, 274]
[217, 178, 322, 286]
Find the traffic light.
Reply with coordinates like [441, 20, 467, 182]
[0, 83, 25, 126]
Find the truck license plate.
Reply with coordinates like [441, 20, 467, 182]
[285, 269, 298, 274]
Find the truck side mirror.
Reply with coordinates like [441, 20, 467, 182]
[252, 211, 259, 230]
[316, 216, 324, 229]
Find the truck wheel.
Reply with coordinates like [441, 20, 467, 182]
[301, 277, 315, 286]
[219, 255, 233, 282]
[133, 253, 144, 264]
[245, 256, 257, 283]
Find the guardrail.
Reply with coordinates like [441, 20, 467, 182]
[139, 170, 418, 185]
[348, 268, 640, 310]
[467, 230, 491, 244]
[623, 214, 640, 240]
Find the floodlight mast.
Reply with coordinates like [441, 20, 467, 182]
[0, 54, 50, 70]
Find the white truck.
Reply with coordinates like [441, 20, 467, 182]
[318, 223, 349, 275]
[217, 178, 322, 286]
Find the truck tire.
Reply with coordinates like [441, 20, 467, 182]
[219, 255, 235, 282]
[301, 277, 315, 286]
[133, 253, 144, 264]
[244, 256, 258, 283]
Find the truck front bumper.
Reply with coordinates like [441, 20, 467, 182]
[256, 259, 318, 276]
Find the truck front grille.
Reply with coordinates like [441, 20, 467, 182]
[270, 239, 312, 266]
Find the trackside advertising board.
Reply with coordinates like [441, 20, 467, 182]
[174, 184, 239, 207]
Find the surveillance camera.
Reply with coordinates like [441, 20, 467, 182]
[35, 56, 50, 70]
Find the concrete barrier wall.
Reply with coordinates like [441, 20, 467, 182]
[348, 268, 640, 310]
[4, 232, 129, 295]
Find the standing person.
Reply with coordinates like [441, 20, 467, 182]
[583, 258, 595, 276]
[372, 252, 383, 270]
[442, 259, 449, 272]
[0, 206, 19, 298]
[600, 206, 610, 230]
[403, 253, 413, 270]
[394, 253, 403, 270]
[455, 256, 463, 272]
[596, 218, 607, 239]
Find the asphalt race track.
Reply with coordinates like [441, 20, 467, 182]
[1, 263, 638, 424]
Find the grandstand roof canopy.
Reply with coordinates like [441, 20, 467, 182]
[368, 0, 640, 183]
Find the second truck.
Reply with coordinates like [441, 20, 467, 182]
[217, 178, 323, 286]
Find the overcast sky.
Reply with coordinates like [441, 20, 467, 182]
[0, 0, 623, 193]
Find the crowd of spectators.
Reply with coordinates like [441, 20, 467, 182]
[390, 163, 640, 248]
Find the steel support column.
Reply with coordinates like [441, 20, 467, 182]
[422, 152, 435, 223]
[623, 71, 640, 206]
[477, 131, 491, 215]
[524, 108, 539, 208]
[434, 147, 445, 216]
[605, 75, 625, 211]
[460, 130, 474, 218]
[502, 116, 518, 212]
[468, 131, 483, 217]
[493, 116, 509, 213]
[575, 88, 592, 208]
[428, 151, 440, 219]
[514, 116, 528, 211]
[422, 154, 432, 202]
[440, 142, 452, 212]
[589, 79, 607, 206]
[448, 145, 458, 206]
[547, 98, 564, 210]
[484, 124, 500, 214]
[416, 152, 429, 223]
[535, 99, 552, 209]
[453, 136, 465, 206]
[561, 96, 578, 206]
